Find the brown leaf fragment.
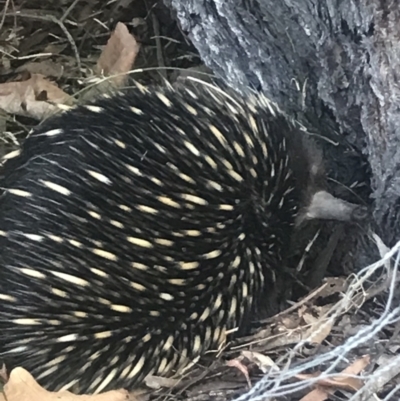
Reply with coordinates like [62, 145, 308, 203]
[241, 351, 279, 374]
[305, 318, 334, 345]
[297, 355, 370, 400]
[226, 358, 251, 388]
[95, 22, 140, 88]
[29, 74, 71, 104]
[299, 387, 329, 401]
[300, 304, 336, 345]
[342, 355, 371, 376]
[296, 374, 363, 392]
[0, 74, 71, 120]
[3, 367, 131, 401]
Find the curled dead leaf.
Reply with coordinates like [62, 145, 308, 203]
[0, 74, 71, 120]
[297, 355, 370, 401]
[4, 367, 130, 401]
[226, 358, 251, 388]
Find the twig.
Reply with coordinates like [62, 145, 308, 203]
[6, 11, 82, 73]
[0, 0, 10, 32]
[60, 0, 81, 22]
[151, 11, 167, 81]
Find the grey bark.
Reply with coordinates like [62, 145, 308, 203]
[163, 0, 400, 266]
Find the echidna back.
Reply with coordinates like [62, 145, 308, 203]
[0, 83, 313, 393]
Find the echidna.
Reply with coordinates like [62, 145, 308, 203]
[0, 80, 365, 394]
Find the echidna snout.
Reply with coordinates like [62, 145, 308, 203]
[0, 81, 363, 394]
[297, 190, 369, 225]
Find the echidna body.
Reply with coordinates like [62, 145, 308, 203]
[0, 81, 359, 394]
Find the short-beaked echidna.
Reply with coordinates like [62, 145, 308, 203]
[0, 80, 365, 394]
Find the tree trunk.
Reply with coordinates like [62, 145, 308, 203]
[164, 0, 400, 267]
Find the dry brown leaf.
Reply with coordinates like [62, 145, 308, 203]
[226, 358, 252, 388]
[26, 74, 70, 104]
[0, 74, 71, 120]
[96, 22, 140, 87]
[296, 371, 321, 381]
[241, 351, 279, 374]
[299, 387, 329, 401]
[330, 354, 370, 390]
[306, 319, 334, 344]
[301, 305, 335, 345]
[297, 374, 363, 392]
[297, 355, 370, 401]
[3, 367, 130, 401]
[343, 355, 370, 375]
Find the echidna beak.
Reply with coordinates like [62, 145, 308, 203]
[303, 190, 369, 223]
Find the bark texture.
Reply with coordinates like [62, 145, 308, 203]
[164, 0, 400, 267]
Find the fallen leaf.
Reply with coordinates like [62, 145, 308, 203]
[95, 22, 140, 87]
[301, 305, 335, 345]
[297, 355, 370, 401]
[342, 355, 371, 376]
[29, 74, 70, 104]
[296, 373, 363, 392]
[3, 367, 130, 401]
[226, 359, 251, 388]
[0, 74, 71, 120]
[299, 387, 329, 401]
[241, 351, 280, 373]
